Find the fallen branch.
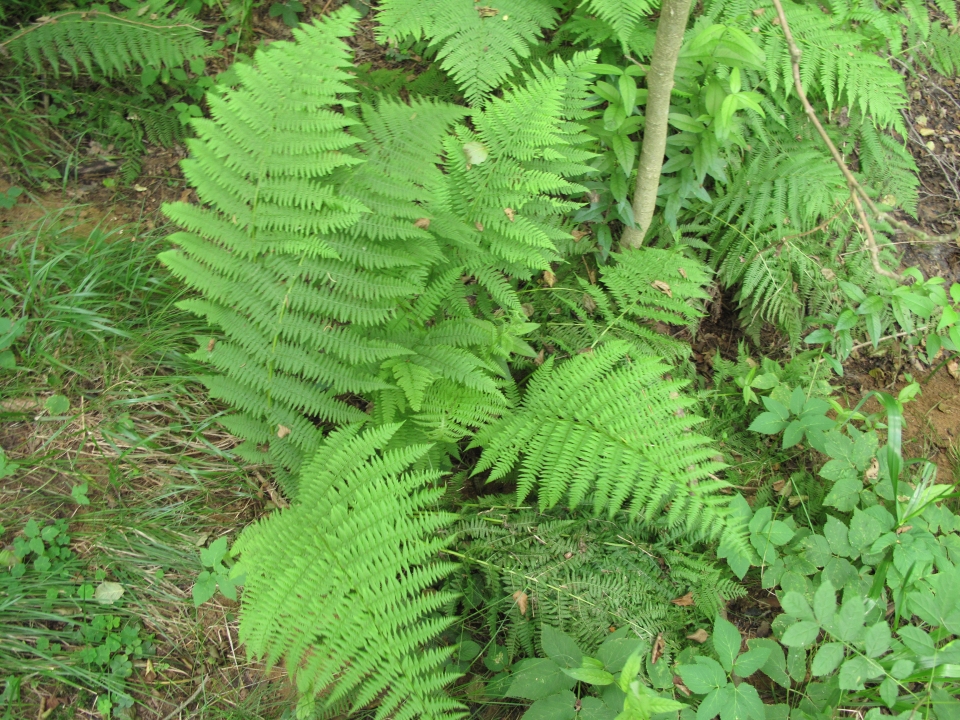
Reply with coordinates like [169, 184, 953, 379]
[768, 0, 960, 279]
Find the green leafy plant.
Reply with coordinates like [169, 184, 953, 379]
[504, 624, 686, 720]
[192, 535, 242, 606]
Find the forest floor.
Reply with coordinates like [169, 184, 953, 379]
[1, 3, 960, 720]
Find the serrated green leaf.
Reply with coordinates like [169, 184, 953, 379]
[507, 658, 575, 700]
[734, 647, 770, 677]
[562, 666, 615, 685]
[838, 656, 883, 690]
[678, 657, 727, 693]
[748, 412, 787, 434]
[811, 642, 844, 676]
[542, 624, 582, 668]
[713, 616, 742, 672]
[780, 621, 820, 648]
[520, 691, 577, 720]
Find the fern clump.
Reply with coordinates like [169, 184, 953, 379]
[234, 424, 463, 719]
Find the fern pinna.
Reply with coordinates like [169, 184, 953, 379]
[234, 424, 463, 720]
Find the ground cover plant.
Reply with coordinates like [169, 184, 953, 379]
[2, 0, 960, 719]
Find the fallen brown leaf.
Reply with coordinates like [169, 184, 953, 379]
[543, 270, 556, 287]
[475, 221, 484, 232]
[686, 628, 709, 643]
[504, 207, 516, 222]
[671, 592, 694, 607]
[678, 267, 688, 279]
[571, 228, 589, 242]
[207, 338, 216, 352]
[652, 280, 672, 297]
[582, 293, 598, 313]
[512, 590, 528, 616]
[948, 360, 960, 380]
[277, 425, 291, 439]
[414, 217, 431, 229]
[534, 348, 546, 366]
[651, 632, 665, 663]
[864, 457, 879, 482]
[673, 677, 692, 696]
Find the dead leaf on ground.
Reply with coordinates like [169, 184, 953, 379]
[277, 425, 291, 439]
[678, 267, 688, 279]
[475, 221, 484, 232]
[773, 479, 792, 496]
[207, 338, 216, 352]
[477, 5, 499, 17]
[652, 280, 672, 297]
[512, 590, 528, 616]
[582, 293, 598, 313]
[671, 592, 694, 607]
[651, 633, 665, 663]
[414, 217, 431, 229]
[571, 228, 589, 242]
[543, 270, 556, 287]
[947, 360, 960, 380]
[864, 457, 879, 482]
[672, 677, 692, 696]
[686, 628, 709, 643]
[534, 348, 546, 366]
[503, 207, 515, 222]
[0, 397, 41, 412]
[39, 696, 63, 719]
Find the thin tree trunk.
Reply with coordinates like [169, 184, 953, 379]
[621, 0, 694, 248]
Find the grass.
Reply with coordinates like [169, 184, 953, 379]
[0, 204, 289, 719]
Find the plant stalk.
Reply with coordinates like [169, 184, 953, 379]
[621, 0, 694, 248]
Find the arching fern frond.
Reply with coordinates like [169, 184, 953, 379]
[472, 340, 731, 537]
[1, 5, 207, 78]
[234, 424, 464, 720]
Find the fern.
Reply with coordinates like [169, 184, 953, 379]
[529, 247, 712, 364]
[375, 0, 559, 105]
[923, 21, 960, 76]
[1, 5, 207, 78]
[473, 340, 732, 536]
[234, 424, 464, 720]
[161, 10, 603, 491]
[452, 500, 745, 652]
[579, 0, 660, 50]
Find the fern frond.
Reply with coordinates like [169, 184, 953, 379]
[579, 0, 659, 49]
[1, 6, 207, 78]
[473, 341, 731, 536]
[375, 0, 559, 104]
[235, 424, 464, 720]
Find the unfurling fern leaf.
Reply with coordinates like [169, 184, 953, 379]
[1, 6, 207, 78]
[473, 340, 732, 537]
[234, 424, 464, 720]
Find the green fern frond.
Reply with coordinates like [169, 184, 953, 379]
[235, 424, 464, 720]
[473, 340, 731, 535]
[924, 21, 960, 76]
[579, 0, 659, 49]
[453, 500, 742, 650]
[1, 6, 207, 78]
[375, 0, 558, 104]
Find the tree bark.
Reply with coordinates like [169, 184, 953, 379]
[620, 0, 694, 248]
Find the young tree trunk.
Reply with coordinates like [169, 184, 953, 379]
[620, 0, 694, 248]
